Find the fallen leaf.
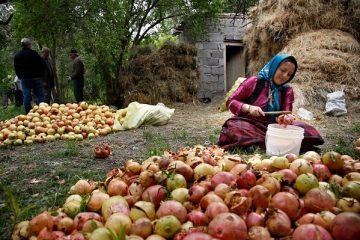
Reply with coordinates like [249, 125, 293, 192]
[58, 179, 66, 185]
[30, 178, 45, 184]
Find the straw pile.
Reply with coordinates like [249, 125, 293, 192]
[244, 0, 360, 110]
[281, 29, 360, 109]
[118, 42, 199, 106]
[245, 0, 358, 73]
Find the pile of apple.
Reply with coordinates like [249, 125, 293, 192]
[0, 102, 116, 146]
[12, 145, 360, 240]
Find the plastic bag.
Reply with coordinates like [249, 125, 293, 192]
[219, 77, 246, 112]
[325, 91, 347, 116]
[113, 102, 175, 131]
[297, 107, 315, 120]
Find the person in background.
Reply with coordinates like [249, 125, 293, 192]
[13, 75, 23, 106]
[218, 54, 324, 153]
[14, 38, 44, 113]
[41, 47, 55, 104]
[69, 49, 85, 103]
[1, 75, 13, 109]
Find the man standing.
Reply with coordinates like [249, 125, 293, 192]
[69, 49, 85, 103]
[14, 38, 44, 113]
[41, 47, 55, 104]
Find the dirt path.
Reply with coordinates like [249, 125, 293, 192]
[1, 95, 359, 161]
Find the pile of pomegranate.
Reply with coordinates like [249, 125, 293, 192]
[12, 145, 360, 240]
[0, 102, 116, 146]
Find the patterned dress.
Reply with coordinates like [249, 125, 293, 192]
[218, 76, 324, 152]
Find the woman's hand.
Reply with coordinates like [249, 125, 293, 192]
[276, 114, 296, 126]
[249, 105, 265, 117]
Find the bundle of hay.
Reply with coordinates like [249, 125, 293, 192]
[281, 29, 360, 110]
[245, 0, 358, 74]
[118, 42, 199, 106]
[244, 0, 360, 111]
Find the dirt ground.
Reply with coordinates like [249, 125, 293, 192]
[0, 94, 359, 238]
[1, 95, 359, 162]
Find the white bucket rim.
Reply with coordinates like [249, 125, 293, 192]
[266, 132, 304, 140]
[267, 124, 304, 135]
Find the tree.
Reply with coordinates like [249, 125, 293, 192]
[10, 0, 227, 105]
[73, 0, 226, 105]
[11, 0, 81, 102]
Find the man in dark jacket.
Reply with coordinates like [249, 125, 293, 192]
[14, 38, 44, 113]
[41, 47, 55, 104]
[69, 49, 85, 103]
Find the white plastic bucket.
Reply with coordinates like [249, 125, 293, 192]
[265, 124, 304, 156]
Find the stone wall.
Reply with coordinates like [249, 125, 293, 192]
[179, 14, 248, 98]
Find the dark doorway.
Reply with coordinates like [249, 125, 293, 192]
[225, 44, 245, 91]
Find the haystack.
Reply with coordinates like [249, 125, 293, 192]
[118, 42, 199, 106]
[245, 0, 358, 73]
[244, 0, 360, 111]
[281, 29, 360, 110]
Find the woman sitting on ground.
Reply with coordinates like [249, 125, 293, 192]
[218, 54, 324, 152]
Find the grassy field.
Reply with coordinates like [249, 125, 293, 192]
[0, 105, 25, 121]
[0, 126, 223, 238]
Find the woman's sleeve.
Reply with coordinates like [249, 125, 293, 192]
[282, 87, 295, 111]
[226, 76, 257, 116]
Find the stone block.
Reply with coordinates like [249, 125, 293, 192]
[219, 74, 225, 86]
[218, 74, 225, 83]
[224, 34, 234, 40]
[219, 43, 225, 50]
[211, 66, 224, 75]
[202, 66, 212, 74]
[222, 27, 235, 34]
[225, 19, 241, 27]
[211, 50, 224, 59]
[208, 33, 223, 42]
[202, 57, 219, 66]
[203, 42, 219, 50]
[198, 50, 211, 58]
[233, 34, 243, 40]
[203, 74, 219, 83]
[209, 26, 222, 33]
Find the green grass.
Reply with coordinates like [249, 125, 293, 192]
[143, 131, 170, 159]
[0, 167, 105, 238]
[0, 105, 24, 121]
[172, 129, 197, 147]
[321, 137, 358, 157]
[50, 140, 81, 158]
[172, 129, 189, 140]
[229, 145, 265, 156]
[142, 129, 213, 158]
[208, 127, 221, 145]
[0, 144, 107, 239]
[352, 123, 360, 134]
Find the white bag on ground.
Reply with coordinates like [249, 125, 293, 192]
[297, 107, 315, 120]
[325, 91, 347, 116]
[114, 102, 175, 131]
